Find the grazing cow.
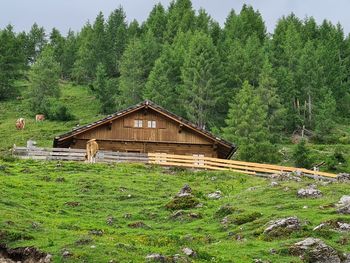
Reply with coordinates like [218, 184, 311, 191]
[15, 118, 25, 130]
[35, 114, 45, 122]
[85, 139, 99, 163]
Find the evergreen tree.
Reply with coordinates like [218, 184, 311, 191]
[314, 89, 336, 141]
[106, 7, 128, 77]
[73, 23, 95, 82]
[127, 20, 142, 39]
[118, 38, 145, 107]
[165, 0, 195, 43]
[27, 23, 47, 64]
[180, 31, 225, 128]
[143, 3, 167, 42]
[144, 32, 190, 116]
[49, 28, 65, 65]
[0, 25, 25, 100]
[28, 46, 60, 113]
[61, 29, 78, 79]
[93, 63, 116, 114]
[223, 81, 279, 163]
[293, 139, 312, 168]
[257, 58, 287, 140]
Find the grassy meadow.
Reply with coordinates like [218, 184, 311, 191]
[1, 159, 350, 262]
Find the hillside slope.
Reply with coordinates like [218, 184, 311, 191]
[1, 159, 350, 262]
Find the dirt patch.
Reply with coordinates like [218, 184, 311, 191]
[0, 244, 51, 263]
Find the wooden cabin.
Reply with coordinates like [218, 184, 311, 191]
[53, 101, 236, 159]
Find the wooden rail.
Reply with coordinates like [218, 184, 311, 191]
[148, 153, 337, 178]
[13, 147, 148, 163]
[12, 147, 337, 178]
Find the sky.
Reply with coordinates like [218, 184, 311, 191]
[0, 0, 349, 35]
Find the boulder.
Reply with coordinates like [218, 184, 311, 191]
[297, 186, 322, 198]
[182, 247, 196, 257]
[207, 191, 222, 199]
[337, 196, 350, 214]
[146, 254, 167, 262]
[0, 244, 52, 263]
[264, 217, 301, 237]
[177, 184, 192, 197]
[337, 173, 350, 182]
[290, 238, 341, 263]
[270, 181, 279, 187]
[166, 185, 199, 210]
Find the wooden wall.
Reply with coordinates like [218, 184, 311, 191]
[58, 108, 230, 158]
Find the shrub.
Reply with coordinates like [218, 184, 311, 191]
[293, 140, 312, 169]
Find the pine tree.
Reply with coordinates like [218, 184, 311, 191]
[293, 139, 312, 168]
[106, 7, 127, 77]
[143, 3, 167, 42]
[118, 38, 145, 107]
[28, 46, 60, 113]
[223, 81, 279, 163]
[27, 23, 47, 64]
[165, 0, 195, 43]
[314, 88, 336, 141]
[257, 58, 287, 140]
[93, 63, 116, 114]
[61, 29, 78, 79]
[180, 31, 225, 128]
[49, 28, 65, 75]
[0, 25, 25, 100]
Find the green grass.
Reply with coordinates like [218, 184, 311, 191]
[0, 82, 101, 151]
[1, 159, 350, 262]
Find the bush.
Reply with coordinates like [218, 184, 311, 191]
[230, 212, 262, 225]
[42, 100, 75, 121]
[293, 140, 312, 169]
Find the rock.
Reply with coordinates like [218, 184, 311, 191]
[0, 244, 52, 263]
[128, 221, 150, 229]
[270, 181, 279, 187]
[89, 229, 103, 236]
[166, 186, 199, 210]
[297, 186, 322, 198]
[337, 222, 350, 231]
[62, 249, 71, 257]
[337, 195, 350, 214]
[106, 216, 115, 225]
[221, 216, 230, 225]
[313, 223, 327, 231]
[271, 172, 302, 182]
[182, 247, 196, 257]
[170, 210, 185, 219]
[207, 191, 222, 199]
[90, 245, 96, 249]
[55, 177, 65, 182]
[337, 173, 350, 182]
[188, 213, 201, 219]
[145, 254, 167, 262]
[195, 203, 203, 208]
[124, 213, 132, 219]
[303, 206, 308, 209]
[65, 201, 80, 207]
[264, 217, 301, 236]
[290, 238, 341, 263]
[177, 184, 192, 197]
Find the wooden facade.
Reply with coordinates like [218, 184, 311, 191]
[53, 101, 236, 159]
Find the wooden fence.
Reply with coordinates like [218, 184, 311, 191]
[12, 147, 337, 178]
[148, 153, 337, 178]
[13, 147, 148, 163]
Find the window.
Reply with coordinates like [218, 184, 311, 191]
[134, 120, 143, 128]
[147, 120, 156, 128]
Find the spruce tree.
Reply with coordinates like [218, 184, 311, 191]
[257, 58, 287, 140]
[61, 30, 78, 79]
[293, 139, 312, 168]
[118, 38, 145, 107]
[106, 7, 127, 77]
[27, 23, 47, 64]
[180, 31, 225, 129]
[94, 63, 116, 114]
[28, 46, 60, 113]
[314, 88, 336, 141]
[143, 3, 167, 42]
[223, 81, 279, 163]
[0, 25, 25, 100]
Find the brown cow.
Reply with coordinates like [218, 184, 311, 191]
[35, 114, 45, 122]
[15, 118, 25, 130]
[85, 139, 99, 163]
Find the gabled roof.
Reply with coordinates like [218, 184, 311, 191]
[54, 100, 236, 157]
